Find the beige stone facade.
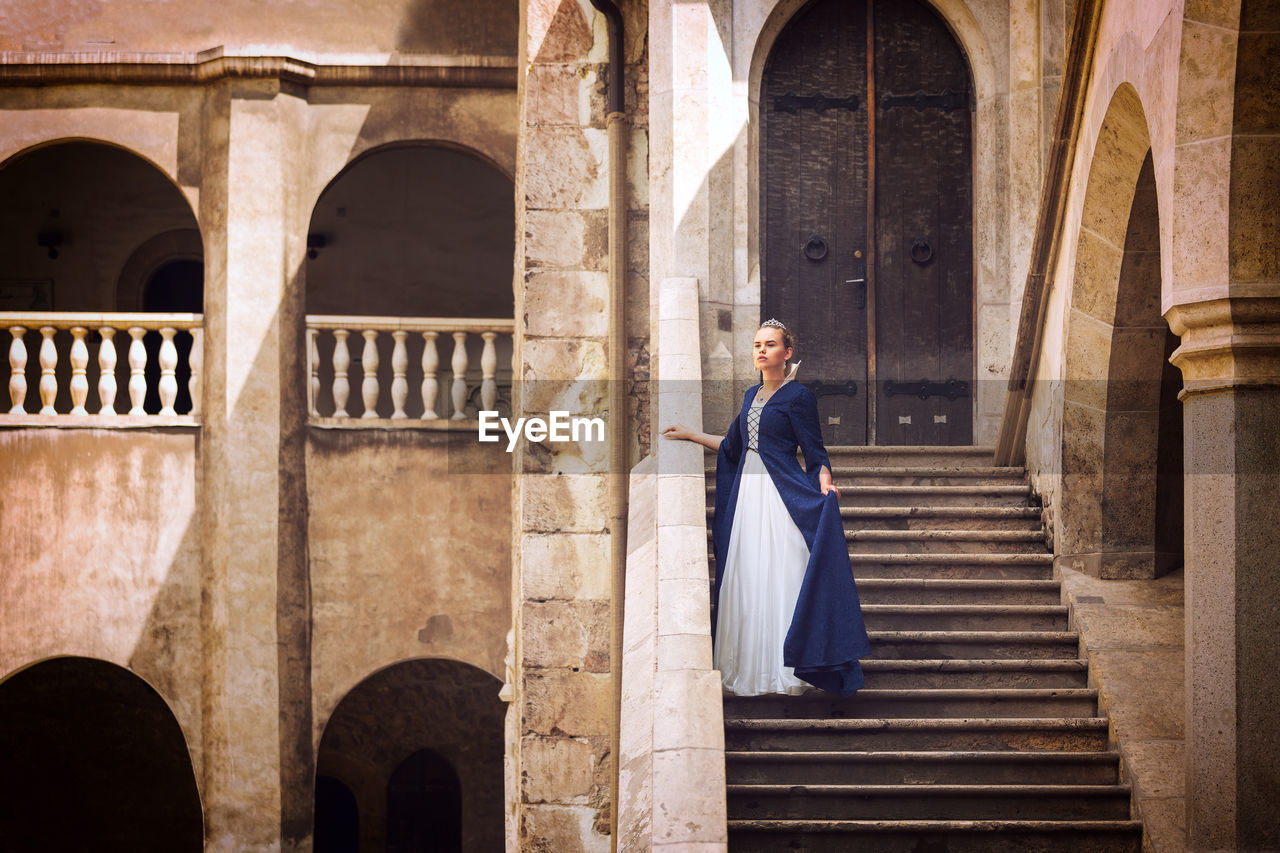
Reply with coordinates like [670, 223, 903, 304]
[1, 0, 1277, 851]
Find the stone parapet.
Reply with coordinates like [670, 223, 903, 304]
[619, 277, 727, 851]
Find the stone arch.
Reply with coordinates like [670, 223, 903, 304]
[0, 139, 201, 313]
[116, 228, 205, 312]
[747, 0, 995, 102]
[314, 658, 504, 852]
[0, 656, 203, 851]
[1058, 83, 1181, 578]
[304, 140, 516, 418]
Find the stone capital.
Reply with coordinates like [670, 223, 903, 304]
[1165, 295, 1280, 396]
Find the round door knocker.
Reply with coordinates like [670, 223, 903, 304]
[910, 236, 934, 264]
[804, 234, 829, 262]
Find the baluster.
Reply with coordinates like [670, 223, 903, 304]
[307, 328, 319, 418]
[38, 326, 57, 415]
[98, 328, 118, 415]
[188, 327, 203, 418]
[158, 327, 179, 415]
[450, 331, 469, 420]
[69, 327, 89, 415]
[421, 331, 440, 419]
[480, 331, 499, 412]
[360, 330, 380, 419]
[332, 330, 351, 417]
[7, 326, 27, 414]
[127, 327, 147, 415]
[391, 330, 408, 419]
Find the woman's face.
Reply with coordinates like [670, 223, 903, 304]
[753, 327, 792, 373]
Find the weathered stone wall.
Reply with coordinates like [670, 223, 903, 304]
[0, 0, 518, 57]
[307, 429, 513, 743]
[0, 428, 203, 778]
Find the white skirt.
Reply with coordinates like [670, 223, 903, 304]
[714, 448, 811, 696]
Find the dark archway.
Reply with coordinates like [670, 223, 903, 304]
[305, 143, 515, 319]
[0, 141, 203, 415]
[0, 656, 203, 852]
[315, 658, 504, 852]
[387, 749, 463, 853]
[761, 0, 974, 445]
[0, 141, 200, 313]
[315, 775, 361, 853]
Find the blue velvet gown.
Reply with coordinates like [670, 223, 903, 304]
[712, 380, 872, 696]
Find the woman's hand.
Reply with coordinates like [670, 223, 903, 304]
[661, 423, 694, 441]
[819, 465, 840, 499]
[661, 424, 725, 453]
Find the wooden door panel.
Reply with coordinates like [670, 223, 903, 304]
[763, 0, 869, 445]
[872, 0, 973, 445]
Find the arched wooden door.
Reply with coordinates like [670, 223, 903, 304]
[762, 0, 973, 445]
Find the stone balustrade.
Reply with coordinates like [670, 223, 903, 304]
[306, 316, 514, 422]
[1, 312, 202, 424]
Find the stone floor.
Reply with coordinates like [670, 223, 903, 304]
[1059, 566, 1186, 853]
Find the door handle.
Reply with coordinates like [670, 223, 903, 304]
[845, 257, 867, 308]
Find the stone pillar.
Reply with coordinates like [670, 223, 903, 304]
[1167, 296, 1280, 852]
[649, 0, 737, 426]
[199, 79, 312, 851]
[515, 1, 615, 849]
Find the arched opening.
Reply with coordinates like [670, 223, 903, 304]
[314, 658, 503, 852]
[1060, 85, 1182, 579]
[387, 749, 463, 853]
[0, 141, 202, 414]
[760, 0, 974, 445]
[315, 775, 361, 853]
[0, 656, 203, 851]
[305, 143, 515, 418]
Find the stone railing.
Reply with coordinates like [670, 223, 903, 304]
[1, 312, 202, 425]
[618, 278, 727, 850]
[306, 316, 514, 423]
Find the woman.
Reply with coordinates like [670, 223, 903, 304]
[662, 319, 870, 696]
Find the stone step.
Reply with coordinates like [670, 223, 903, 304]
[849, 558, 1049, 578]
[726, 819, 1143, 853]
[860, 659, 1089, 689]
[710, 556, 1055, 581]
[708, 482, 1034, 507]
[867, 630, 1080, 660]
[831, 467, 1029, 487]
[726, 782, 1134, 821]
[825, 446, 999, 467]
[723, 717, 1111, 752]
[705, 466, 1028, 487]
[861, 604, 1069, 632]
[723, 688, 1098, 719]
[708, 504, 1045, 531]
[856, 579, 1062, 605]
[724, 750, 1121, 786]
[844, 485, 1034, 507]
[847, 528, 1048, 554]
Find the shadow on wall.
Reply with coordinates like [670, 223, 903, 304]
[314, 658, 505, 853]
[0, 656, 203, 852]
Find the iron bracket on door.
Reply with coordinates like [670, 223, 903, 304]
[879, 88, 969, 113]
[773, 92, 861, 114]
[803, 380, 859, 399]
[884, 377, 968, 400]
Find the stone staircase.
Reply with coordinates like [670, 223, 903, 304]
[707, 446, 1143, 852]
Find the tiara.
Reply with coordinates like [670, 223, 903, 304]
[761, 318, 787, 330]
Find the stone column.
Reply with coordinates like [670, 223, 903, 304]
[1167, 296, 1280, 852]
[515, 1, 615, 849]
[198, 79, 312, 851]
[649, 0, 737, 426]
